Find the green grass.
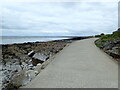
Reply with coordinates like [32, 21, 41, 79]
[95, 43, 104, 48]
[95, 39, 104, 48]
[95, 31, 120, 48]
[99, 32, 120, 41]
[100, 34, 112, 39]
[111, 32, 120, 38]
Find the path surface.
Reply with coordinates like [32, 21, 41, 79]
[24, 38, 118, 88]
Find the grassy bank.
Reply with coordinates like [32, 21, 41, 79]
[95, 29, 120, 60]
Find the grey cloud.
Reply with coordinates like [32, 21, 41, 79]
[1, 2, 118, 36]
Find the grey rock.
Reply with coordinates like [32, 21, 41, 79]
[37, 63, 41, 66]
[11, 70, 29, 87]
[104, 43, 114, 50]
[28, 50, 35, 57]
[14, 61, 20, 65]
[11, 64, 22, 72]
[108, 51, 120, 58]
[28, 64, 34, 67]
[26, 70, 38, 81]
[31, 53, 49, 66]
[32, 58, 44, 66]
[33, 53, 49, 61]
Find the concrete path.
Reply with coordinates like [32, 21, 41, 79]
[24, 38, 118, 88]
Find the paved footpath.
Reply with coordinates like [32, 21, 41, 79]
[23, 38, 118, 88]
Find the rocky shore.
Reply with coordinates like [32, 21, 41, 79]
[1, 39, 74, 90]
[95, 29, 120, 61]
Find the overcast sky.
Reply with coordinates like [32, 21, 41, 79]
[1, 1, 118, 36]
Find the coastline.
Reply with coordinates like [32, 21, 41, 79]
[1, 36, 91, 90]
[1, 36, 91, 45]
[1, 37, 88, 90]
[1, 39, 72, 90]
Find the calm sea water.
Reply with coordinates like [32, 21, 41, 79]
[1, 36, 69, 44]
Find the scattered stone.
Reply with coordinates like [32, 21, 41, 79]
[28, 50, 35, 57]
[32, 58, 44, 66]
[33, 53, 49, 61]
[28, 64, 34, 67]
[1, 39, 72, 90]
[26, 70, 37, 81]
[11, 70, 29, 87]
[37, 63, 41, 66]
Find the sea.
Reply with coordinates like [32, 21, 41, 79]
[1, 36, 71, 44]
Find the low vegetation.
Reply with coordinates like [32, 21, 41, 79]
[95, 29, 120, 60]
